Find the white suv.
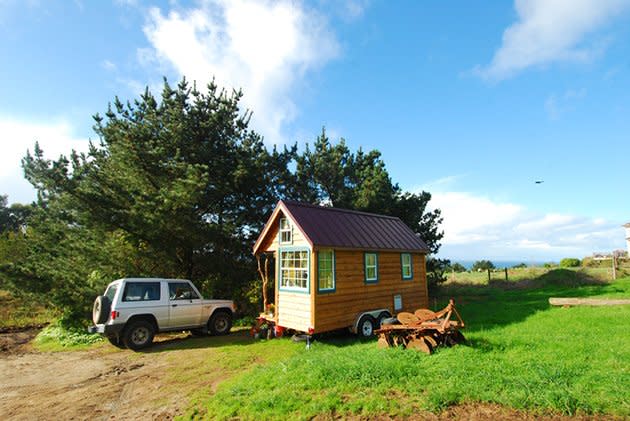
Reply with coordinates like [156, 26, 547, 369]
[88, 278, 236, 350]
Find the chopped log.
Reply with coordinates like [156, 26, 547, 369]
[549, 297, 630, 307]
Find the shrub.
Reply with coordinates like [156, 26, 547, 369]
[472, 260, 495, 271]
[512, 262, 527, 269]
[450, 262, 467, 273]
[427, 257, 451, 290]
[560, 258, 581, 268]
[35, 320, 103, 349]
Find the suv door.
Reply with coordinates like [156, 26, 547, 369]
[167, 281, 203, 328]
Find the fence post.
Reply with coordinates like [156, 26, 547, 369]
[487, 268, 491, 283]
[505, 267, 508, 281]
[612, 254, 617, 280]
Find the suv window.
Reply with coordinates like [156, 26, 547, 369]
[105, 283, 118, 302]
[169, 282, 200, 300]
[122, 282, 161, 302]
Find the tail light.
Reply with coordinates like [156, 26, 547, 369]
[110, 310, 120, 320]
[308, 327, 314, 335]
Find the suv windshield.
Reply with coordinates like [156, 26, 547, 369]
[104, 283, 118, 302]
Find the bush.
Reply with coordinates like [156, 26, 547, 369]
[35, 320, 103, 349]
[450, 262, 467, 273]
[427, 257, 451, 290]
[472, 260, 495, 271]
[560, 258, 581, 268]
[512, 262, 527, 269]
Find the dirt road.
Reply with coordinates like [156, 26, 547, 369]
[0, 331, 243, 420]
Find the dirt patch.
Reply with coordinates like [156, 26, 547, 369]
[0, 328, 39, 354]
[1, 348, 179, 420]
[0, 331, 245, 420]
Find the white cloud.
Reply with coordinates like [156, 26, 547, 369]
[428, 191, 625, 260]
[140, 0, 340, 143]
[544, 88, 586, 119]
[101, 59, 117, 72]
[477, 0, 630, 80]
[0, 117, 89, 203]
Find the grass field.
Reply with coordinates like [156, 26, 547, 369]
[444, 265, 626, 285]
[189, 271, 630, 420]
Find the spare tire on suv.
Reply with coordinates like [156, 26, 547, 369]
[92, 295, 111, 325]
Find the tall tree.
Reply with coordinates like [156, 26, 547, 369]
[295, 128, 444, 254]
[21, 78, 294, 309]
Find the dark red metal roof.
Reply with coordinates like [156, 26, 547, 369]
[281, 200, 429, 252]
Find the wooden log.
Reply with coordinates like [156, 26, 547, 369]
[549, 297, 630, 306]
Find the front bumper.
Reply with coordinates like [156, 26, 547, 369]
[87, 323, 125, 337]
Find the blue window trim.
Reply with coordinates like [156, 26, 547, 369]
[364, 252, 379, 284]
[317, 249, 336, 294]
[401, 253, 414, 280]
[278, 246, 310, 294]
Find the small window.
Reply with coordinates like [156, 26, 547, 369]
[168, 282, 200, 300]
[394, 294, 403, 311]
[122, 282, 161, 302]
[364, 252, 378, 283]
[318, 250, 335, 292]
[105, 283, 119, 302]
[279, 218, 292, 244]
[401, 253, 413, 280]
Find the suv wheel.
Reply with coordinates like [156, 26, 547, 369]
[208, 311, 232, 335]
[123, 320, 155, 350]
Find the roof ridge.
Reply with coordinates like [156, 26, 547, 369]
[280, 200, 400, 220]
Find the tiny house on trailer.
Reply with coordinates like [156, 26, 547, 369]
[253, 200, 430, 337]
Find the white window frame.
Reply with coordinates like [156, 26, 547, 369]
[279, 217, 292, 244]
[279, 248, 309, 292]
[364, 252, 378, 283]
[317, 249, 335, 292]
[401, 253, 413, 280]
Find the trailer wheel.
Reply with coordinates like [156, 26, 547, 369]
[357, 315, 376, 338]
[377, 311, 391, 327]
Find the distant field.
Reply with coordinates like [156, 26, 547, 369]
[445, 265, 628, 285]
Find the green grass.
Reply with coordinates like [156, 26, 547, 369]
[193, 273, 630, 420]
[0, 289, 56, 329]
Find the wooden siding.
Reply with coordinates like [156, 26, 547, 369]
[277, 291, 311, 331]
[313, 250, 428, 333]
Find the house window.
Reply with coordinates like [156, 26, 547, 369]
[364, 252, 378, 283]
[401, 253, 413, 280]
[279, 218, 292, 244]
[318, 250, 335, 292]
[279, 249, 309, 291]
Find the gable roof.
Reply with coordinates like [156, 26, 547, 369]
[253, 200, 429, 254]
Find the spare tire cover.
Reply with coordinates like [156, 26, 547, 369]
[92, 295, 111, 325]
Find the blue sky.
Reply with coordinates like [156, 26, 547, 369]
[1, 0, 629, 261]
